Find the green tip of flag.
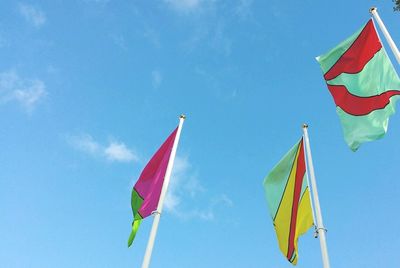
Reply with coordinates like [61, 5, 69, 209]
[127, 234, 134, 248]
[127, 219, 142, 248]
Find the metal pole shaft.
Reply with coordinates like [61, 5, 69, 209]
[302, 138, 317, 229]
[141, 212, 161, 268]
[370, 7, 400, 65]
[141, 115, 186, 268]
[302, 124, 330, 268]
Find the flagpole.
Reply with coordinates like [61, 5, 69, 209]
[302, 138, 317, 232]
[302, 124, 330, 268]
[141, 115, 186, 268]
[370, 7, 400, 65]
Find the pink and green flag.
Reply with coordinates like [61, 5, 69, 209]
[127, 127, 178, 247]
[317, 19, 400, 151]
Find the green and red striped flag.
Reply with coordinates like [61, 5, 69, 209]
[127, 127, 178, 247]
[317, 19, 400, 151]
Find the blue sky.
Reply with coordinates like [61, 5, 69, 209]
[1, 1, 400, 267]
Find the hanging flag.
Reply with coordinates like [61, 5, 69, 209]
[128, 127, 178, 247]
[263, 139, 314, 265]
[317, 19, 400, 151]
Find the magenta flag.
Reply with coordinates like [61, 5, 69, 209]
[128, 127, 178, 247]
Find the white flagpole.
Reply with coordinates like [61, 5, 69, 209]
[302, 138, 317, 232]
[302, 124, 330, 268]
[370, 7, 400, 65]
[141, 115, 186, 268]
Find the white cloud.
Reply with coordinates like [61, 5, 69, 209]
[68, 134, 101, 155]
[0, 70, 47, 112]
[164, 155, 233, 221]
[163, 0, 218, 14]
[151, 70, 163, 89]
[163, 0, 202, 12]
[18, 3, 46, 28]
[164, 191, 181, 212]
[105, 142, 138, 162]
[165, 156, 202, 212]
[67, 134, 138, 163]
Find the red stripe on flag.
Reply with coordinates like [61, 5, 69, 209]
[328, 84, 400, 116]
[286, 141, 306, 260]
[324, 19, 382, 81]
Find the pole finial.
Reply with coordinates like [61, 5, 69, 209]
[180, 114, 186, 120]
[303, 123, 308, 129]
[369, 6, 377, 14]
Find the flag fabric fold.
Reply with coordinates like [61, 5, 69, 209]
[128, 127, 178, 247]
[317, 19, 400, 151]
[263, 139, 314, 265]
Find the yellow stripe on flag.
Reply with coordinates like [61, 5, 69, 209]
[264, 139, 314, 265]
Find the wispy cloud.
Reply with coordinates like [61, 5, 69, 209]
[163, 0, 203, 13]
[178, 14, 232, 57]
[143, 26, 161, 48]
[163, 0, 219, 14]
[83, 0, 110, 3]
[231, 89, 238, 98]
[165, 156, 204, 212]
[67, 134, 138, 163]
[194, 66, 238, 101]
[164, 155, 233, 221]
[18, 3, 46, 28]
[68, 134, 100, 155]
[110, 34, 127, 50]
[235, 0, 253, 20]
[151, 70, 163, 89]
[210, 21, 232, 56]
[0, 70, 47, 112]
[105, 142, 137, 162]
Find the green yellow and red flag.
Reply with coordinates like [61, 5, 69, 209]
[317, 19, 400, 151]
[263, 139, 314, 265]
